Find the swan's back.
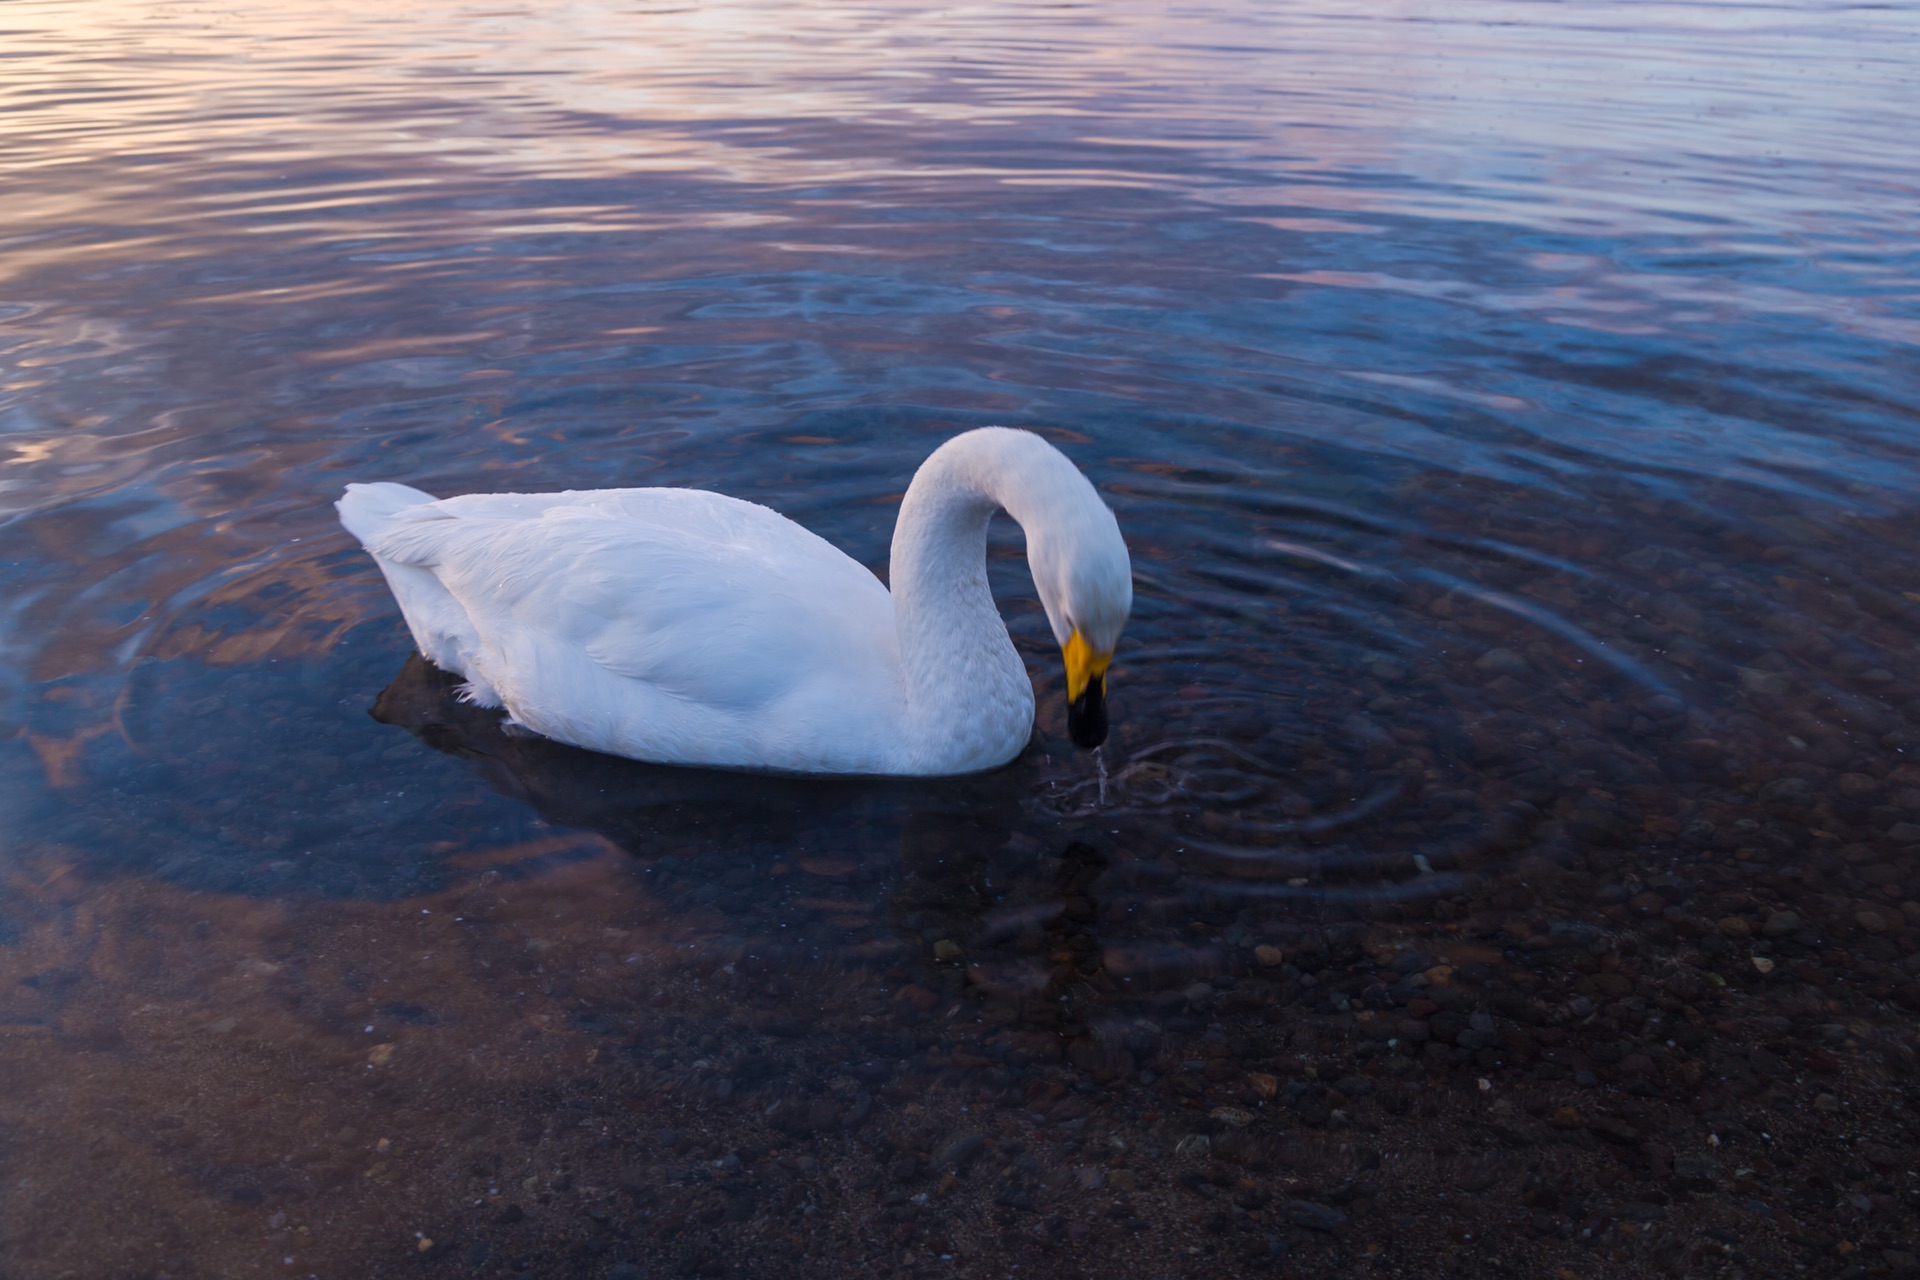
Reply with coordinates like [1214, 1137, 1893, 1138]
[340, 483, 909, 773]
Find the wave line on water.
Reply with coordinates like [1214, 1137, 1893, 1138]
[1413, 568, 1681, 699]
[1185, 871, 1473, 907]
[1039, 736, 1287, 818]
[1178, 781, 1406, 844]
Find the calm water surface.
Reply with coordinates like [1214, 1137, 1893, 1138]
[3, 2, 1919, 1277]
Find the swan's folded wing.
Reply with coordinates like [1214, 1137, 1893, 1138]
[364, 493, 900, 718]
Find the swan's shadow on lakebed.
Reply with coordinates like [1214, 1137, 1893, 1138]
[371, 653, 1480, 1006]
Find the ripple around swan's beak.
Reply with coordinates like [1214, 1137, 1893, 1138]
[1064, 630, 1112, 749]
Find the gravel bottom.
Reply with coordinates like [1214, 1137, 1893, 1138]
[3, 819, 1917, 1280]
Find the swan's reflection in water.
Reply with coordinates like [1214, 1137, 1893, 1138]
[371, 653, 986, 871]
[375, 653, 1045, 970]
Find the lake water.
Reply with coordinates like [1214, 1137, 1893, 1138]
[4, 1, 1919, 1276]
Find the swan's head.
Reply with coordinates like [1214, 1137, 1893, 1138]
[1028, 483, 1132, 751]
[898, 426, 1133, 754]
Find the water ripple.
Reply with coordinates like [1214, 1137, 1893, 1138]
[1, 0, 1917, 980]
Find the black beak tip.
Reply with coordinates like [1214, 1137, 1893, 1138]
[1067, 682, 1108, 749]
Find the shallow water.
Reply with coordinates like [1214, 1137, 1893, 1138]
[4, 1, 1920, 1276]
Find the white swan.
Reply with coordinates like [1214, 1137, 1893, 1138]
[337, 427, 1131, 775]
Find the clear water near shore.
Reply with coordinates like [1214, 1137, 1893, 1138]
[3, 2, 1919, 1277]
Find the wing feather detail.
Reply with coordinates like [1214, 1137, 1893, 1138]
[361, 488, 901, 732]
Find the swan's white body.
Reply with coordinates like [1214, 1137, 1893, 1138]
[337, 428, 1130, 775]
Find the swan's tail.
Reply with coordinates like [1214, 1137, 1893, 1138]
[338, 481, 491, 697]
[337, 481, 437, 545]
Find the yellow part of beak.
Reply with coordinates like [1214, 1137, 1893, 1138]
[1064, 629, 1113, 702]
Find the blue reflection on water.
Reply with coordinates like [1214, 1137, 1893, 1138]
[0, 0, 1915, 917]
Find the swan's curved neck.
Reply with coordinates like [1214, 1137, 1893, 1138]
[888, 430, 1075, 771]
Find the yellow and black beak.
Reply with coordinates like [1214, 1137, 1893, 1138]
[1063, 629, 1113, 749]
